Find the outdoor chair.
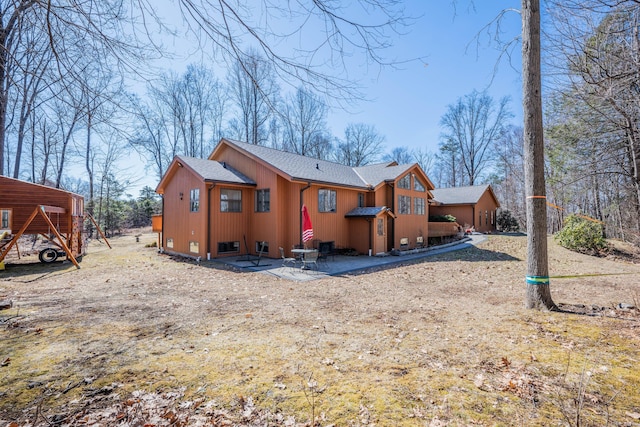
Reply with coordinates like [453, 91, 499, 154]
[301, 250, 319, 271]
[279, 247, 298, 270]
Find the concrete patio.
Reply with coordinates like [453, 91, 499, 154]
[210, 234, 487, 281]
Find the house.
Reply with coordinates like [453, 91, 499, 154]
[0, 176, 85, 267]
[430, 184, 500, 233]
[155, 138, 436, 259]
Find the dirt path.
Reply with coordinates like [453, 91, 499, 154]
[1, 231, 639, 426]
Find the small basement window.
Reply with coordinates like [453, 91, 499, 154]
[166, 238, 174, 248]
[189, 241, 199, 253]
[255, 241, 269, 254]
[218, 241, 240, 253]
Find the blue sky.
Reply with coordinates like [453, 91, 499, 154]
[331, 1, 524, 154]
[128, 1, 524, 193]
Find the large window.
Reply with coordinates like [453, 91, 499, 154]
[414, 197, 426, 215]
[414, 178, 426, 192]
[255, 189, 270, 212]
[398, 195, 411, 214]
[221, 189, 242, 212]
[190, 188, 200, 212]
[398, 174, 410, 189]
[318, 189, 337, 212]
[1, 209, 10, 229]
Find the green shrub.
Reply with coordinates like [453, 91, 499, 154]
[496, 209, 520, 232]
[554, 214, 608, 255]
[429, 214, 457, 223]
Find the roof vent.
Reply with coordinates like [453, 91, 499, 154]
[222, 161, 226, 168]
[316, 163, 319, 170]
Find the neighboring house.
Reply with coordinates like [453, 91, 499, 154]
[0, 176, 85, 266]
[430, 184, 500, 233]
[155, 138, 435, 259]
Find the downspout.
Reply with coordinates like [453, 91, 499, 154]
[472, 206, 476, 230]
[389, 182, 395, 251]
[299, 182, 311, 246]
[206, 183, 215, 260]
[367, 218, 372, 256]
[160, 195, 165, 253]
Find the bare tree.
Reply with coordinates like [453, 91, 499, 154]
[412, 147, 436, 178]
[435, 139, 464, 188]
[493, 125, 525, 227]
[522, 0, 556, 310]
[546, 0, 640, 242]
[0, 0, 153, 176]
[8, 19, 52, 179]
[333, 123, 385, 166]
[439, 90, 511, 186]
[384, 146, 414, 165]
[228, 51, 280, 146]
[281, 87, 329, 156]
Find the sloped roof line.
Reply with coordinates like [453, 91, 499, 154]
[176, 155, 256, 185]
[431, 184, 497, 205]
[217, 138, 418, 189]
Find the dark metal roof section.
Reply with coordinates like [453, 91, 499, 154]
[345, 206, 391, 218]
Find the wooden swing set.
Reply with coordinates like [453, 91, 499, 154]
[0, 206, 109, 269]
[0, 176, 110, 270]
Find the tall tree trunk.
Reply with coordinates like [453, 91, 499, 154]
[522, 0, 556, 310]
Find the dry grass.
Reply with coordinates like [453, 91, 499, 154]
[1, 231, 639, 426]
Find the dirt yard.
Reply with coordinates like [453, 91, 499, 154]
[1, 231, 639, 426]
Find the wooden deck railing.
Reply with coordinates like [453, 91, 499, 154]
[428, 222, 461, 238]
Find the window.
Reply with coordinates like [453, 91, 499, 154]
[414, 197, 426, 215]
[358, 193, 365, 208]
[221, 189, 242, 212]
[486, 210, 489, 225]
[189, 241, 199, 253]
[318, 189, 337, 212]
[255, 241, 269, 253]
[1, 209, 10, 229]
[166, 238, 174, 248]
[398, 174, 410, 189]
[218, 241, 240, 253]
[414, 178, 426, 192]
[398, 195, 411, 214]
[190, 189, 200, 212]
[255, 189, 270, 212]
[377, 218, 384, 236]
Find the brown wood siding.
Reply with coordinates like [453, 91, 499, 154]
[208, 184, 253, 257]
[347, 217, 371, 254]
[431, 205, 474, 230]
[247, 163, 279, 257]
[474, 191, 499, 232]
[390, 176, 430, 250]
[161, 167, 207, 258]
[430, 190, 499, 233]
[0, 177, 80, 235]
[304, 185, 361, 251]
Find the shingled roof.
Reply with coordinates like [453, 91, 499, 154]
[431, 185, 497, 205]
[176, 155, 255, 185]
[215, 138, 415, 188]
